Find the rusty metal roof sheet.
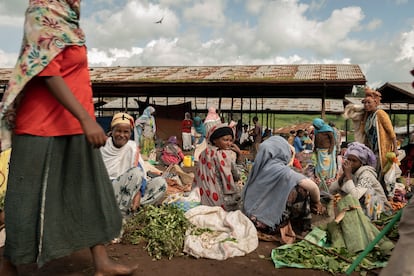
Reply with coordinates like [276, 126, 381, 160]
[0, 64, 366, 99]
[0, 64, 365, 84]
[87, 64, 366, 82]
[377, 82, 414, 104]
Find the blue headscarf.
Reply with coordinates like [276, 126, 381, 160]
[193, 116, 206, 143]
[313, 118, 333, 134]
[242, 135, 306, 228]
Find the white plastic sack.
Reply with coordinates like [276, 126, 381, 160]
[384, 163, 402, 185]
[183, 205, 258, 260]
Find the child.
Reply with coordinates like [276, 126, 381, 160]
[193, 124, 243, 211]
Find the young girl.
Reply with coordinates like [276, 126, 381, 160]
[193, 124, 243, 211]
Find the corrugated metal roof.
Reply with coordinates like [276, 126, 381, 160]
[377, 82, 414, 104]
[88, 64, 366, 82]
[0, 64, 366, 84]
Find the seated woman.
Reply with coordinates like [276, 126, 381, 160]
[329, 142, 391, 221]
[242, 135, 325, 244]
[160, 136, 185, 166]
[101, 112, 167, 216]
[193, 123, 244, 211]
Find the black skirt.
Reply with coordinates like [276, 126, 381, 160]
[4, 134, 122, 266]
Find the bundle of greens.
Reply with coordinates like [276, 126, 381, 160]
[271, 240, 386, 274]
[122, 204, 191, 260]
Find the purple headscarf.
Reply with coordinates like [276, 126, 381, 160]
[344, 142, 377, 167]
[168, 136, 177, 144]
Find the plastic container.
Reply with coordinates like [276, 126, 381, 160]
[183, 155, 192, 167]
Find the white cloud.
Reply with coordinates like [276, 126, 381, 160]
[0, 1, 26, 16]
[88, 47, 144, 66]
[182, 0, 226, 28]
[255, 2, 365, 56]
[245, 0, 266, 15]
[0, 14, 24, 28]
[396, 27, 414, 63]
[0, 50, 18, 68]
[365, 19, 382, 31]
[82, 0, 179, 49]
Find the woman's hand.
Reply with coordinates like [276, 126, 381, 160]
[342, 159, 352, 181]
[230, 143, 241, 155]
[311, 201, 326, 215]
[80, 117, 108, 148]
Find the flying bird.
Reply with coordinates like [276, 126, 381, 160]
[155, 16, 164, 24]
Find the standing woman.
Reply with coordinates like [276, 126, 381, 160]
[312, 118, 337, 192]
[0, 1, 135, 274]
[359, 88, 399, 180]
[181, 112, 193, 151]
[134, 106, 156, 160]
[203, 106, 221, 136]
[192, 116, 207, 162]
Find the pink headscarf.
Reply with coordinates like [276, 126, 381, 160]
[205, 106, 220, 121]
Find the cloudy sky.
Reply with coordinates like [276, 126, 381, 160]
[0, 0, 413, 88]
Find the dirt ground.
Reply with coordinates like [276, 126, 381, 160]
[0, 240, 382, 276]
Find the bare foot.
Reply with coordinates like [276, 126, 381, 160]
[0, 259, 18, 276]
[91, 244, 138, 276]
[94, 261, 138, 276]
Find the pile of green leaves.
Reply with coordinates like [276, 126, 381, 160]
[373, 212, 400, 240]
[272, 240, 386, 274]
[122, 204, 191, 260]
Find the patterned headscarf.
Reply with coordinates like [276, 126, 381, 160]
[111, 112, 134, 129]
[345, 142, 377, 167]
[364, 87, 382, 106]
[0, 0, 86, 151]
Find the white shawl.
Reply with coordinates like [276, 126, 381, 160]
[100, 138, 142, 179]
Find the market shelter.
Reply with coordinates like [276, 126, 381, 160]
[0, 63, 366, 115]
[0, 64, 366, 140]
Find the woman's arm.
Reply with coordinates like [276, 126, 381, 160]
[43, 76, 107, 148]
[298, 178, 320, 203]
[298, 178, 325, 214]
